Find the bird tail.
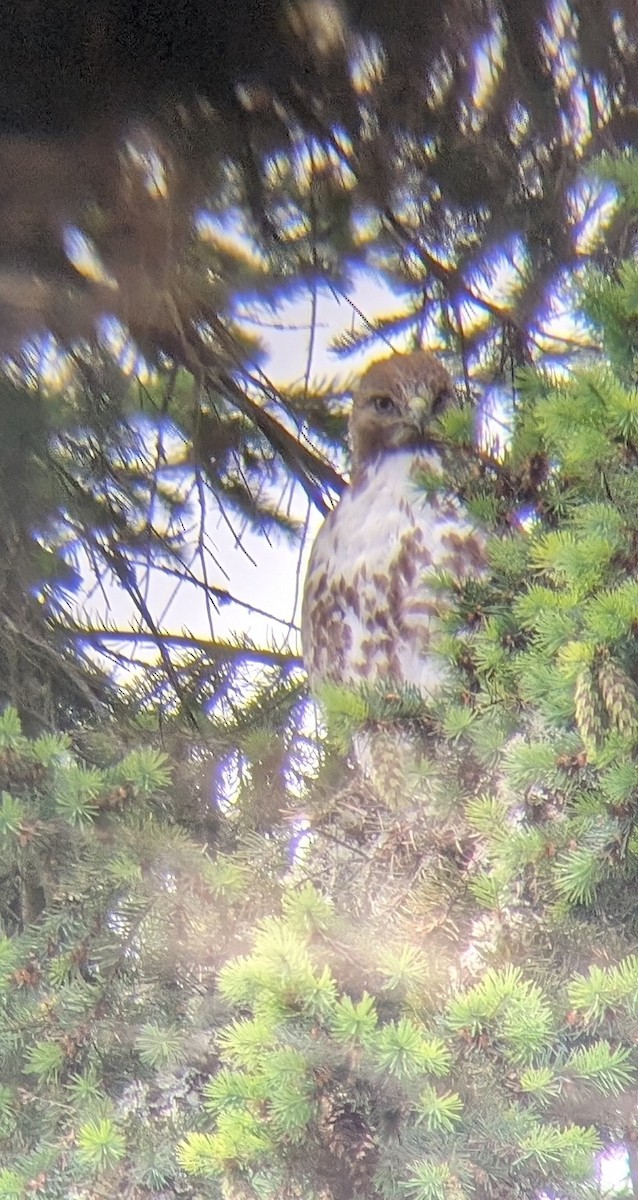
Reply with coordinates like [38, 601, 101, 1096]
[354, 725, 416, 810]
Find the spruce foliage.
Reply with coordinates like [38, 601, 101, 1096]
[0, 703, 272, 1198]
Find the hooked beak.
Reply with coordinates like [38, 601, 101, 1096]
[406, 392, 434, 430]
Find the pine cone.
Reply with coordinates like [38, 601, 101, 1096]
[598, 659, 638, 737]
[574, 666, 606, 751]
[316, 1084, 379, 1200]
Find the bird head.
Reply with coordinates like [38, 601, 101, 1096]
[349, 350, 456, 473]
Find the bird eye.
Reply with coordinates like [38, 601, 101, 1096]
[371, 394, 397, 414]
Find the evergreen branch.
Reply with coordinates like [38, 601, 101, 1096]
[63, 626, 302, 668]
[156, 322, 346, 514]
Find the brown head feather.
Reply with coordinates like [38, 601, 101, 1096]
[349, 350, 455, 476]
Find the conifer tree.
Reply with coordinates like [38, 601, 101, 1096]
[170, 154, 638, 1200]
[13, 150, 638, 1195]
[11, 10, 638, 1197]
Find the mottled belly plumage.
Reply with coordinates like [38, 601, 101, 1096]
[302, 450, 487, 700]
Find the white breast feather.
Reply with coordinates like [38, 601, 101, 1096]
[302, 450, 486, 698]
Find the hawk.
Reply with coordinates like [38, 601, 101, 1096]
[301, 350, 487, 796]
